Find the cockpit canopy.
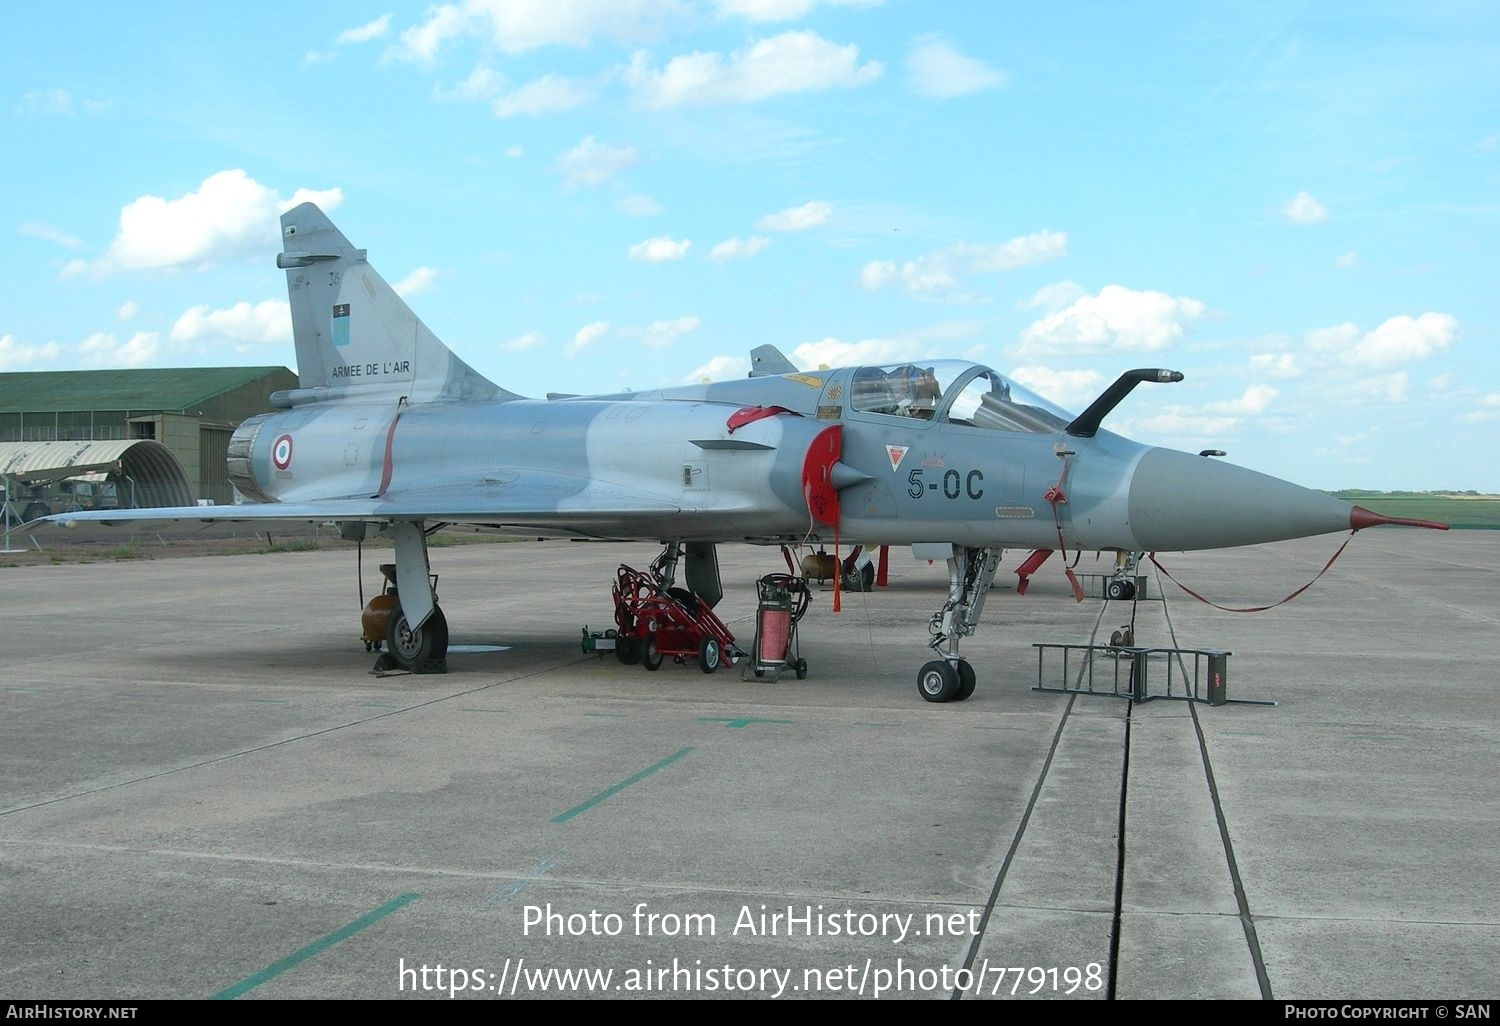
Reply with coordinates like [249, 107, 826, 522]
[848, 361, 1075, 434]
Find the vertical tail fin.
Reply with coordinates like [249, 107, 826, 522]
[278, 203, 507, 402]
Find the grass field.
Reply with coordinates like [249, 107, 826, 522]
[1326, 492, 1500, 530]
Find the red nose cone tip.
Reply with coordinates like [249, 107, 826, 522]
[1349, 505, 1450, 532]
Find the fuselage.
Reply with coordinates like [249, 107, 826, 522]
[227, 360, 1361, 552]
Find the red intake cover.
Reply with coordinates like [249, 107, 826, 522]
[801, 425, 842, 527]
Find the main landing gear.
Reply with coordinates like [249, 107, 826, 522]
[917, 545, 1000, 703]
[358, 521, 449, 674]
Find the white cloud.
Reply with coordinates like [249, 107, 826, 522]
[1305, 322, 1359, 352]
[1282, 191, 1329, 224]
[393, 267, 438, 297]
[1345, 372, 1408, 403]
[499, 332, 541, 352]
[1018, 285, 1206, 355]
[395, 0, 681, 62]
[685, 354, 750, 382]
[566, 320, 610, 358]
[618, 193, 664, 217]
[434, 65, 506, 102]
[338, 14, 392, 44]
[906, 35, 1007, 99]
[1203, 384, 1279, 416]
[20, 89, 76, 116]
[633, 316, 701, 348]
[713, 0, 882, 21]
[19, 222, 84, 250]
[170, 300, 291, 346]
[1462, 393, 1500, 423]
[555, 136, 637, 188]
[858, 256, 957, 295]
[0, 334, 63, 371]
[1022, 280, 1085, 311]
[97, 170, 342, 274]
[78, 331, 160, 368]
[58, 259, 88, 280]
[1007, 366, 1105, 409]
[709, 236, 769, 261]
[493, 75, 592, 117]
[758, 201, 831, 231]
[863, 232, 1068, 298]
[1345, 313, 1457, 368]
[505, 145, 524, 159]
[789, 336, 926, 368]
[629, 236, 691, 261]
[302, 51, 337, 66]
[1335, 250, 1358, 268]
[116, 300, 139, 321]
[1248, 352, 1302, 379]
[955, 230, 1067, 271]
[626, 30, 882, 108]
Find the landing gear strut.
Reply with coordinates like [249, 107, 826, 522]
[367, 521, 449, 674]
[918, 545, 999, 703]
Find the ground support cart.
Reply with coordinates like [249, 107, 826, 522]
[611, 563, 741, 673]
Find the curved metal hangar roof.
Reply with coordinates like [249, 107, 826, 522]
[0, 440, 195, 508]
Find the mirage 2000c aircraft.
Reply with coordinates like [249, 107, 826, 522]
[42, 203, 1445, 702]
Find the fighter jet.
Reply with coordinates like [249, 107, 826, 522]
[41, 203, 1446, 701]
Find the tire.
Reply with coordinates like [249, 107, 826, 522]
[842, 562, 875, 592]
[698, 637, 721, 674]
[917, 660, 959, 703]
[615, 636, 641, 665]
[642, 635, 663, 671]
[955, 660, 976, 701]
[1106, 580, 1126, 601]
[794, 658, 808, 680]
[385, 603, 448, 670]
[1119, 581, 1136, 601]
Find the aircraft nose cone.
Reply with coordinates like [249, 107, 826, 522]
[1126, 447, 1354, 550]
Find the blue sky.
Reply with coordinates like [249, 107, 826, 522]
[5, 1, 1497, 490]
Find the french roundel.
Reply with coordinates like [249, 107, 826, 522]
[272, 434, 294, 470]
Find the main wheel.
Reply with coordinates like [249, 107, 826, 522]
[955, 659, 976, 701]
[642, 635, 663, 671]
[1106, 579, 1126, 600]
[385, 603, 448, 670]
[843, 562, 875, 592]
[917, 660, 959, 703]
[697, 637, 721, 674]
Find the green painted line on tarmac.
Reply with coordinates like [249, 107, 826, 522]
[209, 892, 419, 1000]
[697, 717, 794, 729]
[583, 712, 628, 718]
[552, 747, 694, 824]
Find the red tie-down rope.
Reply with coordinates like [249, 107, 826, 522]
[1148, 531, 1357, 613]
[1042, 476, 1086, 603]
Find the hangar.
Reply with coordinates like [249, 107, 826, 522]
[0, 366, 296, 518]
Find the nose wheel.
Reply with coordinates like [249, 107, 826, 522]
[917, 659, 976, 703]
